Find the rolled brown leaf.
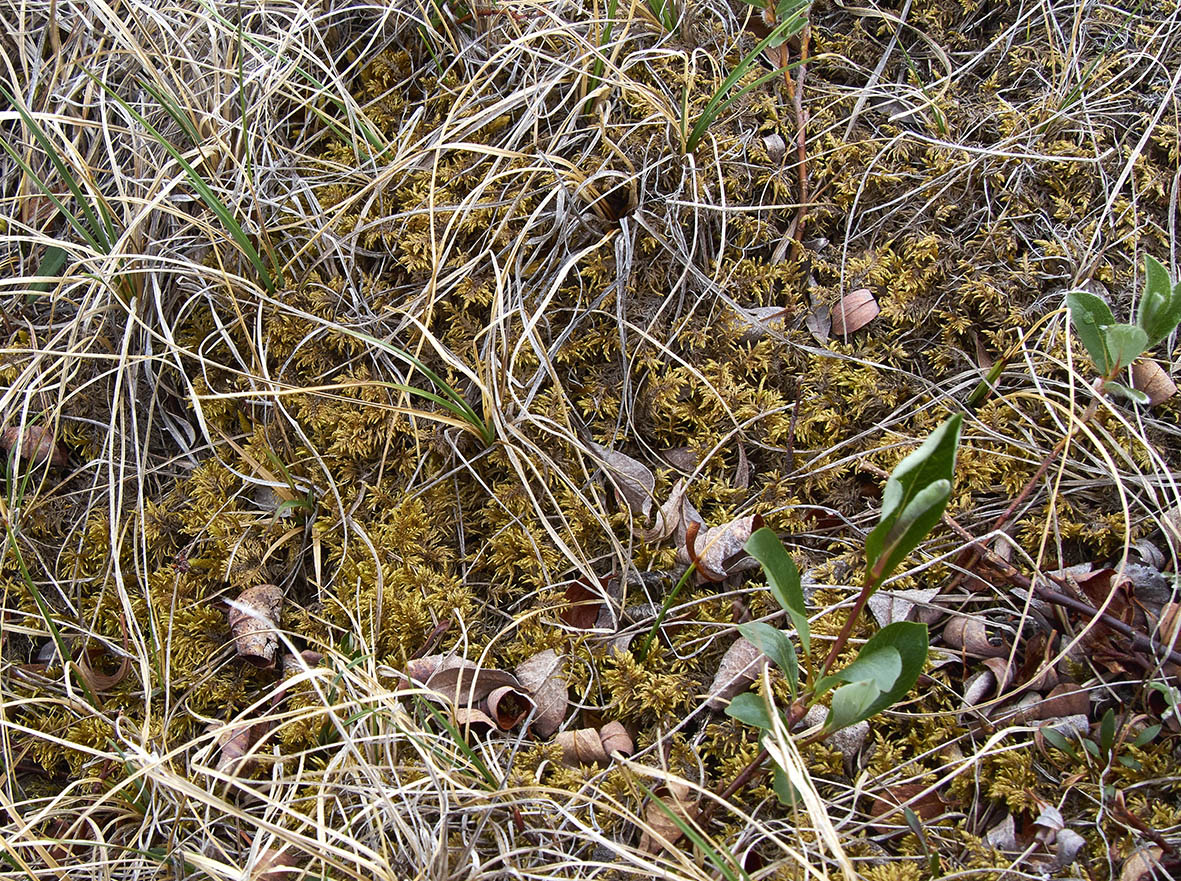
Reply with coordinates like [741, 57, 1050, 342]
[514, 650, 568, 737]
[453, 706, 497, 736]
[556, 728, 606, 765]
[830, 289, 879, 336]
[1, 425, 68, 468]
[559, 580, 603, 630]
[483, 685, 535, 730]
[943, 617, 1008, 658]
[585, 441, 655, 518]
[598, 721, 634, 757]
[215, 719, 270, 775]
[639, 781, 699, 854]
[1132, 359, 1177, 406]
[425, 665, 522, 706]
[555, 722, 633, 766]
[227, 584, 284, 667]
[705, 637, 767, 710]
[250, 848, 303, 881]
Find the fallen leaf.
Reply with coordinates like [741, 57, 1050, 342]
[425, 665, 522, 706]
[452, 706, 497, 735]
[403, 653, 474, 686]
[227, 584, 284, 667]
[555, 721, 633, 766]
[1, 425, 68, 468]
[514, 650, 568, 737]
[1132, 359, 1177, 406]
[704, 636, 767, 711]
[215, 719, 270, 775]
[1120, 845, 1164, 881]
[984, 813, 1017, 852]
[639, 781, 699, 855]
[830, 289, 879, 336]
[558, 578, 604, 630]
[1013, 682, 1089, 722]
[641, 478, 704, 544]
[735, 305, 789, 342]
[867, 587, 940, 627]
[943, 617, 1008, 658]
[250, 848, 303, 881]
[805, 304, 831, 343]
[586, 441, 655, 518]
[682, 513, 763, 580]
[483, 684, 535, 730]
[869, 782, 947, 833]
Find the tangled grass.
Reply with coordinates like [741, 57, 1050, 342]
[2, 0, 1181, 878]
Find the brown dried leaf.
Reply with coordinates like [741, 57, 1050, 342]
[215, 719, 270, 775]
[869, 783, 947, 833]
[682, 514, 763, 580]
[514, 649, 568, 737]
[250, 848, 303, 881]
[426, 665, 522, 706]
[943, 617, 1008, 658]
[586, 441, 655, 518]
[641, 478, 704, 544]
[805, 303, 831, 343]
[559, 579, 604, 630]
[1, 425, 68, 468]
[867, 587, 940, 627]
[227, 584, 284, 667]
[452, 706, 496, 735]
[598, 721, 634, 757]
[1120, 846, 1164, 881]
[483, 685, 535, 730]
[830, 289, 879, 336]
[556, 728, 608, 765]
[705, 636, 767, 711]
[735, 305, 789, 342]
[1132, 359, 1177, 406]
[639, 781, 699, 855]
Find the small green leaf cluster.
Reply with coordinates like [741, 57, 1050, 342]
[1067, 256, 1181, 403]
[724, 417, 962, 803]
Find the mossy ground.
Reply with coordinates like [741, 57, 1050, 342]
[2, 0, 1180, 877]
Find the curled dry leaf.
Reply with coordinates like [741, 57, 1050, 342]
[681, 514, 763, 580]
[227, 584, 284, 667]
[555, 721, 634, 766]
[1, 425, 68, 468]
[830, 289, 879, 336]
[585, 441, 655, 518]
[425, 665, 522, 706]
[514, 649, 568, 737]
[250, 848, 303, 881]
[641, 478, 704, 544]
[943, 617, 1008, 658]
[867, 587, 940, 627]
[215, 719, 270, 775]
[1132, 359, 1177, 406]
[705, 636, 767, 711]
[1011, 682, 1089, 723]
[483, 685, 535, 730]
[638, 781, 699, 855]
[452, 706, 497, 735]
[1120, 845, 1165, 881]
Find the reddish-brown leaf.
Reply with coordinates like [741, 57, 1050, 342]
[830, 289, 879, 336]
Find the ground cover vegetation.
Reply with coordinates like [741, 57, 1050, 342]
[1, 0, 1180, 877]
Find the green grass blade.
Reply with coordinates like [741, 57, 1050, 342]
[86, 71, 279, 292]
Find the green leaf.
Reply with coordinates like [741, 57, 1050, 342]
[1137, 255, 1181, 347]
[772, 765, 802, 808]
[739, 622, 799, 697]
[1102, 380, 1150, 405]
[775, 0, 809, 18]
[745, 528, 809, 656]
[1041, 726, 1080, 761]
[725, 692, 773, 730]
[1099, 708, 1116, 754]
[1133, 724, 1161, 747]
[1102, 323, 1148, 371]
[1067, 289, 1116, 374]
[865, 415, 961, 586]
[816, 622, 928, 719]
[814, 646, 901, 697]
[825, 679, 880, 731]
